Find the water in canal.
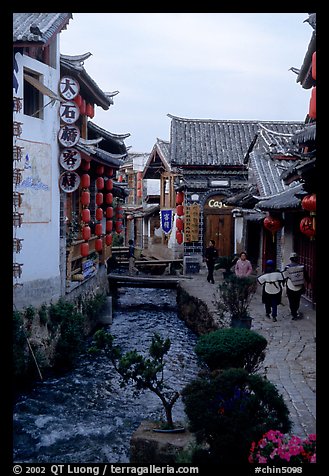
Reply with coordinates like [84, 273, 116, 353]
[13, 287, 201, 463]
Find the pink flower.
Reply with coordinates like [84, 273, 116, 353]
[249, 430, 316, 464]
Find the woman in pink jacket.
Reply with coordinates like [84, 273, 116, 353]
[235, 252, 253, 277]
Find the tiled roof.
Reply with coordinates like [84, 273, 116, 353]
[257, 183, 304, 210]
[168, 115, 303, 167]
[60, 54, 113, 109]
[155, 138, 171, 164]
[250, 151, 298, 197]
[13, 13, 72, 44]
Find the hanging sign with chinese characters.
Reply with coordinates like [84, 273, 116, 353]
[184, 203, 200, 242]
[58, 125, 80, 147]
[160, 209, 174, 235]
[59, 148, 81, 171]
[59, 76, 80, 100]
[59, 171, 80, 193]
[59, 101, 80, 124]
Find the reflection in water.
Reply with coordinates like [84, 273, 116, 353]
[13, 288, 201, 463]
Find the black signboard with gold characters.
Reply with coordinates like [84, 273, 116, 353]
[184, 203, 200, 242]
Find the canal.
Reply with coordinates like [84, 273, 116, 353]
[13, 287, 201, 463]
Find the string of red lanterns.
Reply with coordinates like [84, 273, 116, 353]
[300, 193, 316, 239]
[176, 191, 184, 245]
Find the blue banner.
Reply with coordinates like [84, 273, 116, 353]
[160, 209, 173, 235]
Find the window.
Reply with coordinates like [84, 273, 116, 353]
[23, 69, 43, 119]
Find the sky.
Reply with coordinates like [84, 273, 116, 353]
[60, 13, 313, 153]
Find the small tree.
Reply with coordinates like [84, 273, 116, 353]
[217, 274, 257, 321]
[89, 330, 180, 429]
[195, 328, 267, 373]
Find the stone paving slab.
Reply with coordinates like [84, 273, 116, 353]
[179, 265, 316, 439]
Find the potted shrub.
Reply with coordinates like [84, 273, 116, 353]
[89, 330, 183, 432]
[181, 368, 292, 464]
[217, 274, 257, 329]
[194, 327, 267, 374]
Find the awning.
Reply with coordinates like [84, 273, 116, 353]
[24, 74, 64, 102]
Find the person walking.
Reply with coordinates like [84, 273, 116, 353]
[128, 239, 138, 275]
[282, 252, 309, 320]
[234, 251, 253, 277]
[205, 239, 218, 284]
[257, 260, 285, 322]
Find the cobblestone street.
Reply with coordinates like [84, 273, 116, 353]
[179, 265, 316, 439]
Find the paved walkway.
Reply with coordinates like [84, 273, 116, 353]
[179, 264, 316, 439]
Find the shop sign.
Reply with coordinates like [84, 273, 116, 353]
[160, 209, 173, 234]
[59, 171, 80, 193]
[207, 199, 228, 208]
[59, 101, 80, 124]
[184, 204, 200, 242]
[59, 76, 80, 100]
[58, 125, 80, 147]
[59, 148, 81, 171]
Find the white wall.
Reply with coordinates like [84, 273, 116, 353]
[14, 42, 61, 283]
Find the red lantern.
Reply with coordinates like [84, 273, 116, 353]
[86, 103, 94, 118]
[301, 194, 316, 212]
[105, 193, 113, 204]
[312, 51, 316, 80]
[263, 216, 282, 242]
[80, 160, 90, 171]
[106, 178, 113, 191]
[106, 167, 113, 177]
[81, 174, 90, 188]
[80, 99, 86, 115]
[96, 208, 103, 221]
[176, 230, 183, 245]
[105, 234, 113, 246]
[74, 94, 82, 107]
[176, 191, 184, 205]
[176, 205, 184, 216]
[106, 220, 113, 232]
[300, 216, 316, 239]
[95, 238, 103, 252]
[95, 223, 103, 236]
[116, 206, 123, 218]
[263, 216, 282, 234]
[96, 177, 104, 190]
[96, 165, 104, 175]
[118, 175, 123, 182]
[106, 207, 114, 219]
[309, 87, 316, 119]
[137, 172, 143, 180]
[81, 208, 90, 223]
[115, 220, 123, 233]
[82, 226, 91, 241]
[137, 180, 142, 190]
[137, 189, 142, 198]
[176, 217, 184, 231]
[96, 192, 103, 206]
[81, 191, 90, 206]
[81, 242, 89, 257]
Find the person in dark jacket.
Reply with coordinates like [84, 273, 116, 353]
[205, 239, 218, 284]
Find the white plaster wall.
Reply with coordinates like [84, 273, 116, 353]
[14, 40, 61, 282]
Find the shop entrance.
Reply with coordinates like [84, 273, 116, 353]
[204, 195, 233, 257]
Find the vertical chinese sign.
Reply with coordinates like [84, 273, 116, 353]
[184, 204, 200, 242]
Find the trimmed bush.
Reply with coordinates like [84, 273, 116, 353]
[181, 368, 292, 465]
[194, 327, 267, 373]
